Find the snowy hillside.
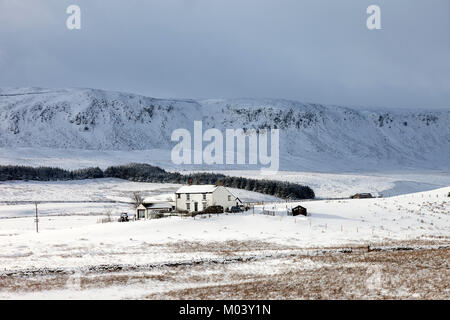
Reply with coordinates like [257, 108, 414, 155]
[1, 87, 449, 171]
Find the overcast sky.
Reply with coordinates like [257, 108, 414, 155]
[0, 0, 449, 108]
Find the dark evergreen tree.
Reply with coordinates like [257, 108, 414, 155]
[0, 163, 315, 200]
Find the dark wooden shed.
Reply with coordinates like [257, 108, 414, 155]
[292, 205, 307, 216]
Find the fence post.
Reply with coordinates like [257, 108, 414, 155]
[35, 202, 39, 233]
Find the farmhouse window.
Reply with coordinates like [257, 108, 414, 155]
[202, 193, 206, 200]
[177, 194, 180, 199]
[186, 194, 190, 200]
[228, 195, 231, 201]
[186, 203, 190, 210]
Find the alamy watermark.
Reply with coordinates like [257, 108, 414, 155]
[171, 121, 279, 174]
[66, 5, 81, 30]
[65, 5, 381, 31]
[367, 5, 382, 30]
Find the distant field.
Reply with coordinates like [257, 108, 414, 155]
[0, 178, 279, 218]
[1, 147, 450, 199]
[206, 170, 450, 198]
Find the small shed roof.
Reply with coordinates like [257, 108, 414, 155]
[175, 185, 218, 194]
[142, 202, 172, 209]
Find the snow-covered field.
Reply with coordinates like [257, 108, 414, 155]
[0, 178, 278, 219]
[1, 185, 448, 270]
[0, 183, 448, 298]
[196, 170, 450, 198]
[0, 178, 179, 203]
[0, 147, 175, 171]
[0, 179, 175, 219]
[0, 174, 448, 299]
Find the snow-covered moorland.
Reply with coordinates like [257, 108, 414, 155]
[0, 186, 448, 271]
[0, 185, 448, 299]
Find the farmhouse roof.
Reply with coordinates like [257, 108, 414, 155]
[175, 185, 218, 194]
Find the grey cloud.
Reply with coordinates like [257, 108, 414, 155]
[0, 0, 449, 108]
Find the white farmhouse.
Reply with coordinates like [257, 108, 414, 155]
[175, 185, 241, 213]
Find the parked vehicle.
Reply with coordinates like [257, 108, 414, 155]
[230, 205, 242, 213]
[118, 213, 129, 222]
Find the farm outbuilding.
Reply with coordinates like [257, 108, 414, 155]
[292, 205, 307, 216]
[136, 202, 173, 220]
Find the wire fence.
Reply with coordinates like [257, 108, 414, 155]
[245, 192, 449, 207]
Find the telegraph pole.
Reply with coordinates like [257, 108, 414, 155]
[35, 202, 39, 233]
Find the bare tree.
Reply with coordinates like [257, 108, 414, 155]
[97, 210, 113, 224]
[131, 191, 144, 208]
